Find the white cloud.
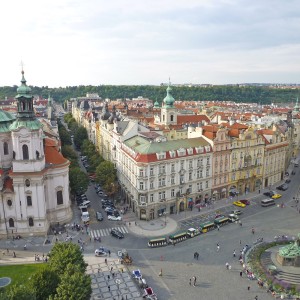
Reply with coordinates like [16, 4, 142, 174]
[1, 0, 300, 87]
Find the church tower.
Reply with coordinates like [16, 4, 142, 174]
[160, 81, 177, 125]
[10, 70, 45, 172]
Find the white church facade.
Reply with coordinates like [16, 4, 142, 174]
[0, 71, 72, 238]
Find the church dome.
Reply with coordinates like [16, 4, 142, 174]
[163, 84, 175, 108]
[0, 110, 15, 133]
[16, 71, 32, 99]
[153, 100, 160, 108]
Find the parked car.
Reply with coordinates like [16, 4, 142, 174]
[102, 203, 115, 209]
[263, 191, 275, 197]
[96, 211, 103, 221]
[272, 193, 282, 199]
[80, 200, 91, 207]
[232, 201, 246, 208]
[285, 179, 291, 183]
[239, 199, 250, 205]
[230, 210, 242, 215]
[111, 228, 124, 239]
[276, 184, 288, 191]
[108, 215, 122, 221]
[105, 207, 115, 214]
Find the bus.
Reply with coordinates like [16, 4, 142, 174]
[148, 237, 168, 247]
[261, 198, 275, 207]
[199, 221, 215, 233]
[214, 217, 230, 227]
[169, 231, 188, 244]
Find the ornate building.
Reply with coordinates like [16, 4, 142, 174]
[0, 71, 71, 237]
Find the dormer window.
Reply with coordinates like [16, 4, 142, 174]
[156, 152, 166, 160]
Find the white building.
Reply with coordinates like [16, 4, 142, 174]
[0, 71, 72, 238]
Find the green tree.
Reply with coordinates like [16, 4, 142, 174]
[61, 145, 78, 161]
[69, 167, 89, 194]
[5, 285, 36, 300]
[49, 243, 87, 276]
[73, 127, 88, 149]
[28, 268, 59, 300]
[49, 264, 91, 300]
[96, 161, 116, 185]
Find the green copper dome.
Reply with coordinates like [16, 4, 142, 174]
[9, 119, 42, 131]
[16, 71, 32, 99]
[163, 84, 175, 108]
[153, 100, 160, 108]
[0, 110, 16, 133]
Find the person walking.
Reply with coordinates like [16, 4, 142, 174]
[193, 276, 197, 287]
[248, 286, 250, 291]
[217, 243, 220, 252]
[225, 262, 229, 270]
[240, 271, 243, 277]
[233, 250, 236, 257]
[189, 278, 192, 286]
[252, 227, 255, 234]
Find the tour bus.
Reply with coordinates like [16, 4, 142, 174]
[148, 237, 168, 248]
[261, 198, 275, 207]
[214, 216, 230, 227]
[169, 231, 188, 244]
[199, 221, 215, 233]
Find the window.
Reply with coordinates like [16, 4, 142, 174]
[7, 199, 12, 206]
[171, 189, 175, 197]
[9, 218, 14, 227]
[158, 178, 165, 187]
[150, 167, 154, 176]
[3, 142, 8, 155]
[170, 115, 174, 122]
[57, 190, 63, 205]
[159, 191, 166, 200]
[150, 181, 154, 189]
[207, 157, 210, 164]
[139, 169, 144, 177]
[150, 194, 154, 202]
[205, 181, 209, 188]
[188, 184, 192, 193]
[171, 164, 175, 172]
[180, 175, 184, 184]
[28, 217, 34, 227]
[206, 168, 210, 177]
[27, 196, 32, 206]
[197, 170, 200, 178]
[189, 172, 192, 180]
[189, 160, 193, 169]
[171, 176, 175, 185]
[180, 161, 184, 169]
[159, 165, 165, 174]
[22, 144, 29, 160]
[139, 182, 144, 190]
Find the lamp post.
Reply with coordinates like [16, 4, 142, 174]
[163, 212, 167, 226]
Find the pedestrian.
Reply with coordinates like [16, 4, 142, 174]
[189, 278, 192, 286]
[108, 250, 111, 257]
[233, 250, 236, 257]
[258, 189, 260, 194]
[240, 271, 243, 277]
[239, 239, 242, 245]
[193, 276, 197, 287]
[159, 269, 162, 276]
[252, 227, 255, 234]
[248, 286, 250, 291]
[13, 251, 16, 258]
[108, 285, 110, 292]
[111, 266, 113, 271]
[105, 258, 107, 264]
[108, 275, 110, 280]
[254, 296, 258, 300]
[217, 243, 220, 252]
[217, 225, 220, 231]
[226, 262, 229, 270]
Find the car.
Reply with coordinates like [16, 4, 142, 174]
[230, 210, 242, 215]
[78, 204, 88, 210]
[239, 199, 250, 205]
[102, 202, 115, 209]
[233, 201, 246, 208]
[96, 211, 103, 221]
[105, 206, 115, 212]
[263, 191, 275, 197]
[215, 214, 224, 219]
[80, 200, 91, 207]
[277, 184, 288, 191]
[95, 249, 107, 257]
[272, 193, 282, 199]
[108, 215, 122, 221]
[111, 228, 124, 239]
[285, 179, 291, 183]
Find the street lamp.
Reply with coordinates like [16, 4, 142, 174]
[163, 212, 167, 226]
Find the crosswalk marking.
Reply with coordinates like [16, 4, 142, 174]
[90, 226, 128, 238]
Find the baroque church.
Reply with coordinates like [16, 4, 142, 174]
[0, 71, 72, 238]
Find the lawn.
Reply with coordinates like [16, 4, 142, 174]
[0, 263, 46, 288]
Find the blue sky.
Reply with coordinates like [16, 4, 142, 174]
[1, 0, 300, 87]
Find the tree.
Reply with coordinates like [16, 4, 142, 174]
[69, 167, 89, 195]
[49, 243, 87, 276]
[49, 264, 91, 300]
[96, 161, 116, 185]
[59, 128, 72, 146]
[4, 285, 36, 300]
[61, 145, 78, 161]
[28, 268, 59, 300]
[73, 127, 88, 149]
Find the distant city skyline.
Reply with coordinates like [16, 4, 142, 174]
[1, 0, 300, 87]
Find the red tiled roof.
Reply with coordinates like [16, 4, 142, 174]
[44, 138, 68, 166]
[177, 115, 210, 124]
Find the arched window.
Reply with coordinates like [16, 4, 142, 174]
[28, 217, 34, 227]
[8, 218, 14, 227]
[22, 144, 29, 160]
[3, 142, 8, 155]
[25, 179, 30, 187]
[27, 196, 32, 206]
[57, 190, 63, 205]
[36, 151, 40, 159]
[170, 115, 174, 122]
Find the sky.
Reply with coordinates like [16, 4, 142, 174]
[1, 0, 300, 87]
